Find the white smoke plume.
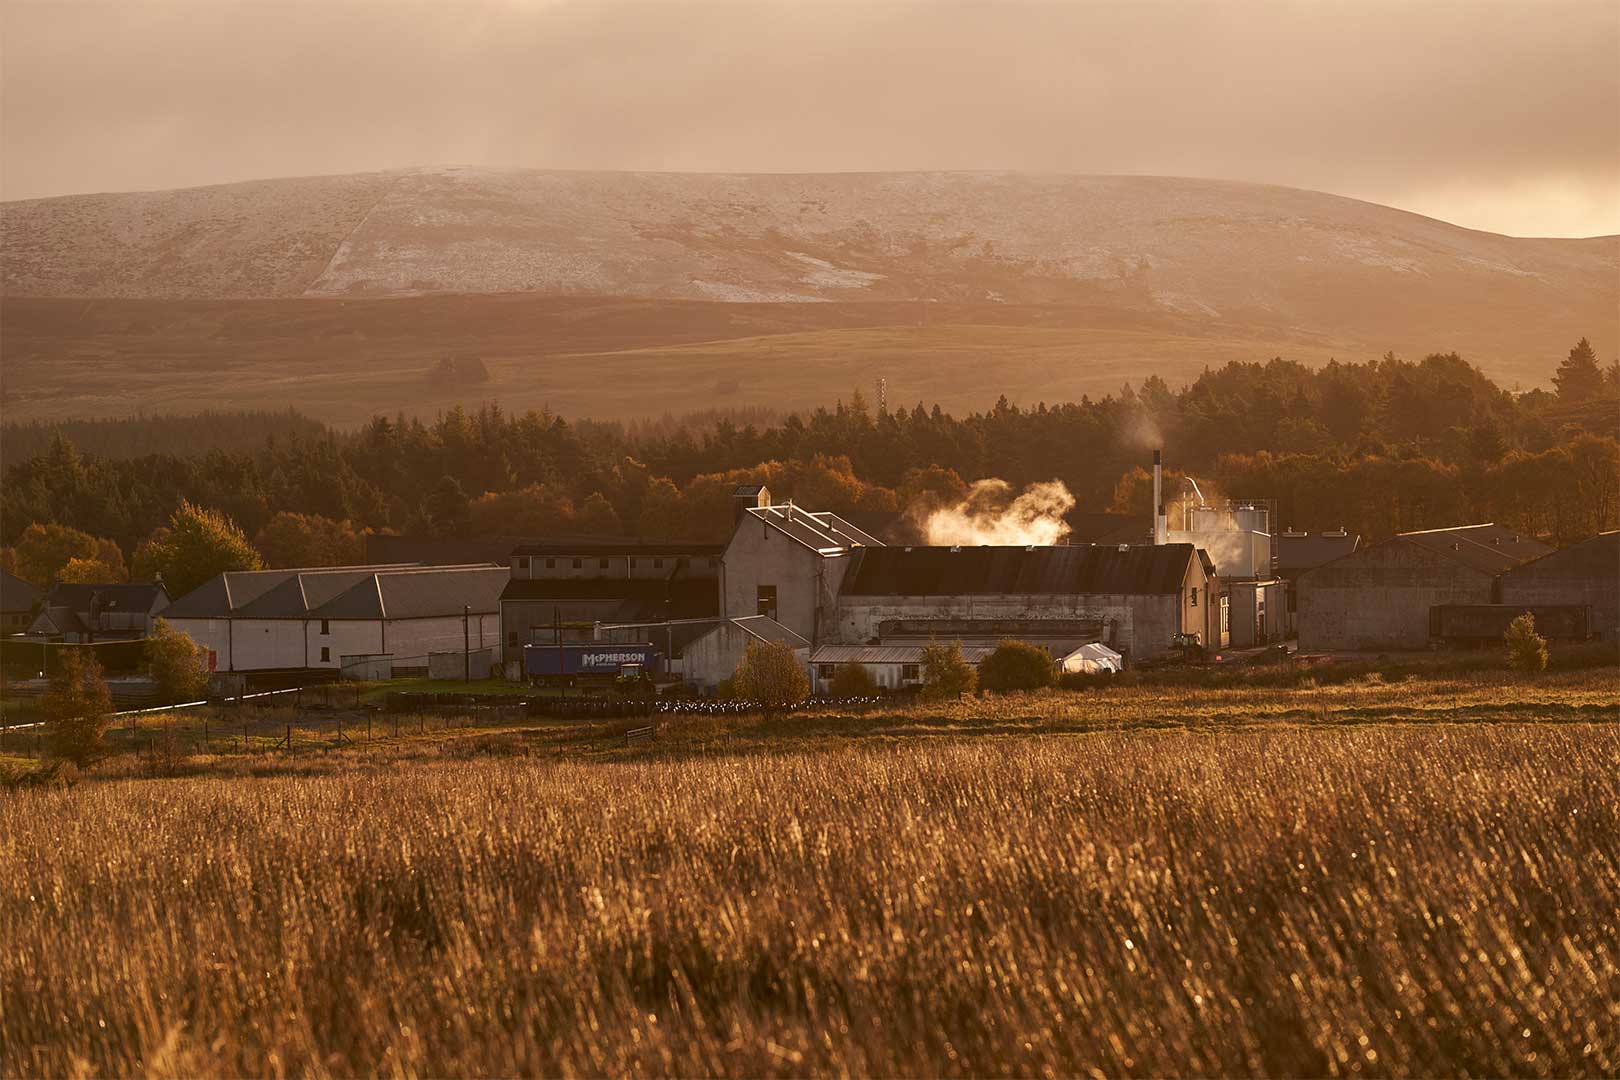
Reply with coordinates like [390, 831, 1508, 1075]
[920, 479, 1076, 547]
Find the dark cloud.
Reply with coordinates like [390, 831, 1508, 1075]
[2, 0, 1615, 235]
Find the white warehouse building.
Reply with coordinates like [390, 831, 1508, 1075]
[163, 564, 505, 675]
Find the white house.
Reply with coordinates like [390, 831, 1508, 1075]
[163, 564, 504, 674]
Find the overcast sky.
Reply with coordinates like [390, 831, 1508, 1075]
[2, 0, 1616, 237]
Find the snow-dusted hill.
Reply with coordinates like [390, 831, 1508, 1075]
[3, 168, 1611, 315]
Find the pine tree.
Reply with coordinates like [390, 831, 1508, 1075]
[1552, 338, 1603, 402]
[1504, 613, 1548, 674]
[919, 641, 977, 700]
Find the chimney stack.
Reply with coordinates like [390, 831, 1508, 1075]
[1152, 449, 1167, 545]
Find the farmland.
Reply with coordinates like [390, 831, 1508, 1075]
[2, 669, 1617, 1076]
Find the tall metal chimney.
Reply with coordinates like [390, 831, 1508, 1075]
[1152, 449, 1167, 545]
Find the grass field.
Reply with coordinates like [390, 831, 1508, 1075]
[2, 671, 1617, 1075]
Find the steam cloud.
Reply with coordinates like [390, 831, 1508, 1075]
[921, 479, 1076, 547]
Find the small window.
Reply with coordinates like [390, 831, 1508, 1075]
[902, 664, 920, 681]
[599, 558, 610, 569]
[756, 585, 777, 619]
[817, 664, 836, 680]
[320, 619, 330, 635]
[545, 558, 556, 569]
[652, 558, 664, 569]
[516, 556, 530, 571]
[1190, 587, 1198, 607]
[572, 558, 583, 569]
[320, 646, 330, 663]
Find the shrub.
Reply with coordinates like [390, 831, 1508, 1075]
[978, 640, 1058, 692]
[146, 618, 209, 704]
[828, 662, 880, 696]
[730, 640, 809, 708]
[41, 649, 112, 767]
[1505, 613, 1549, 674]
[919, 641, 977, 700]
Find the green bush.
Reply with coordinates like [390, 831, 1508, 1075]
[919, 641, 977, 701]
[146, 617, 209, 704]
[828, 663, 880, 696]
[978, 640, 1058, 693]
[1505, 613, 1549, 674]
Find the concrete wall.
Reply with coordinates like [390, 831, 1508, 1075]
[1499, 535, 1619, 642]
[428, 647, 501, 680]
[682, 623, 809, 692]
[170, 613, 499, 673]
[720, 521, 853, 646]
[1226, 580, 1288, 648]
[1297, 540, 1494, 651]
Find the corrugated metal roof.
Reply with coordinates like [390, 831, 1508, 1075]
[1500, 530, 1619, 580]
[305, 567, 509, 620]
[1277, 532, 1361, 573]
[811, 644, 998, 665]
[730, 615, 811, 649]
[163, 564, 420, 618]
[1397, 524, 1552, 574]
[840, 543, 1198, 597]
[745, 505, 883, 554]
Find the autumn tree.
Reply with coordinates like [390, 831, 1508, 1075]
[730, 639, 809, 708]
[919, 641, 977, 700]
[131, 502, 263, 598]
[5, 523, 127, 586]
[575, 492, 624, 535]
[41, 648, 113, 766]
[1553, 338, 1604, 402]
[253, 512, 365, 568]
[146, 618, 210, 703]
[466, 484, 576, 537]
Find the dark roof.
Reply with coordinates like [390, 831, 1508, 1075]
[30, 605, 89, 636]
[307, 567, 508, 620]
[1066, 512, 1151, 546]
[510, 541, 724, 558]
[1277, 532, 1361, 574]
[42, 582, 169, 616]
[234, 569, 384, 618]
[0, 569, 44, 611]
[501, 577, 719, 620]
[1500, 530, 1620, 580]
[840, 543, 1200, 597]
[1398, 524, 1552, 574]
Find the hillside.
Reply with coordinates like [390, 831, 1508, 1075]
[2, 170, 1614, 421]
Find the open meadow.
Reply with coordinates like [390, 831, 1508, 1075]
[2, 669, 1618, 1076]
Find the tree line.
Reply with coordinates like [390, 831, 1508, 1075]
[2, 341, 1615, 590]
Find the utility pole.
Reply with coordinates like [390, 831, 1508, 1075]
[463, 604, 471, 684]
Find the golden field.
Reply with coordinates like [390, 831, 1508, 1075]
[2, 669, 1618, 1076]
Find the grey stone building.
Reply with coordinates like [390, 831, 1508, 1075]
[1296, 524, 1552, 651]
[1498, 531, 1619, 642]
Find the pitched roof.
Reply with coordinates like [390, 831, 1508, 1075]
[307, 567, 509, 620]
[1500, 530, 1620, 580]
[840, 543, 1200, 597]
[743, 504, 883, 554]
[163, 564, 407, 618]
[811, 644, 998, 665]
[0, 569, 44, 611]
[29, 605, 89, 637]
[41, 582, 169, 616]
[1397, 524, 1552, 574]
[1277, 532, 1362, 574]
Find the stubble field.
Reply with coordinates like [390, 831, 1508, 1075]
[3, 700, 1617, 1076]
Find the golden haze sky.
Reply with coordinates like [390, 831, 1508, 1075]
[1, 0, 1616, 237]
